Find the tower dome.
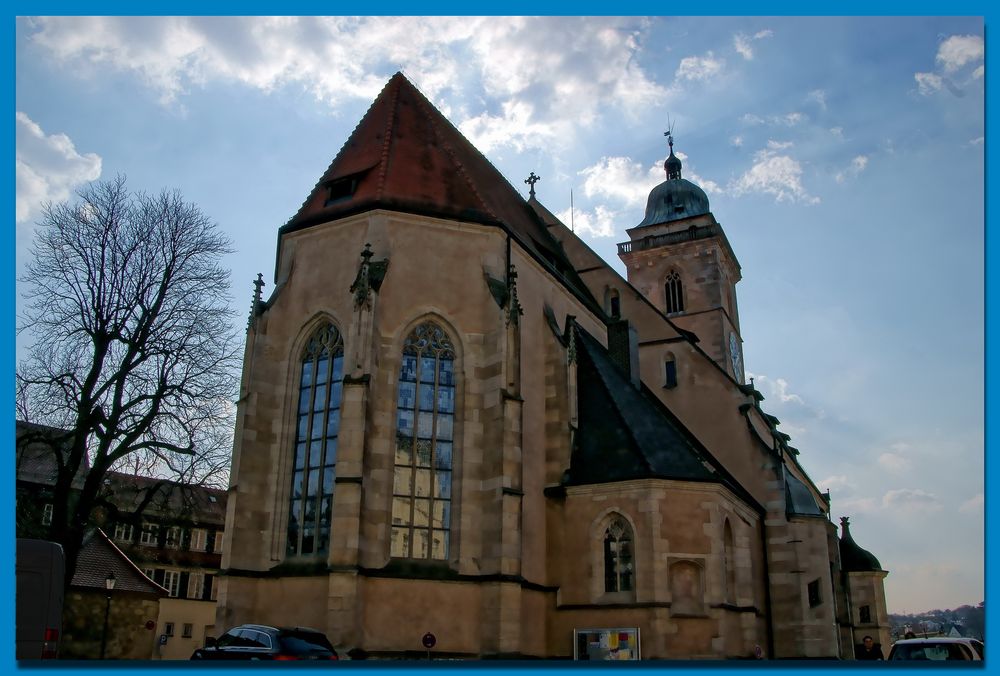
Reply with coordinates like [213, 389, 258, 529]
[839, 516, 884, 572]
[635, 133, 710, 228]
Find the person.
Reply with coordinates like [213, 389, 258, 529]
[857, 635, 884, 660]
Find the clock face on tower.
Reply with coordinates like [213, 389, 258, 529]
[729, 332, 742, 379]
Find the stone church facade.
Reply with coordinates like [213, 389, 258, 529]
[217, 72, 888, 659]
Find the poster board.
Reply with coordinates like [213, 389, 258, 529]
[573, 628, 641, 660]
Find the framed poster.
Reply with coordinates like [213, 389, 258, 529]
[573, 627, 641, 660]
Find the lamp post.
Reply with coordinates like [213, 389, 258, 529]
[99, 572, 116, 659]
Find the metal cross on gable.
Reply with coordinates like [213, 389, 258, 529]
[524, 171, 540, 197]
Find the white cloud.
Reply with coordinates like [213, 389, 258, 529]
[830, 127, 844, 138]
[733, 29, 773, 60]
[577, 156, 661, 207]
[972, 65, 984, 80]
[741, 111, 805, 127]
[969, 136, 984, 146]
[818, 475, 855, 493]
[837, 496, 878, 514]
[730, 135, 743, 147]
[730, 148, 819, 204]
[555, 204, 620, 238]
[733, 34, 753, 60]
[675, 51, 725, 81]
[835, 155, 869, 183]
[674, 151, 723, 194]
[877, 452, 909, 473]
[914, 72, 944, 96]
[767, 139, 793, 150]
[15, 112, 102, 234]
[459, 99, 560, 154]
[936, 34, 984, 73]
[958, 493, 983, 514]
[807, 89, 827, 110]
[26, 17, 667, 155]
[882, 488, 941, 513]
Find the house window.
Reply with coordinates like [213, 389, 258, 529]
[664, 353, 678, 389]
[665, 271, 684, 314]
[808, 578, 822, 608]
[187, 572, 205, 600]
[140, 522, 159, 546]
[391, 322, 456, 561]
[607, 288, 621, 319]
[113, 523, 134, 543]
[603, 517, 634, 593]
[165, 526, 182, 549]
[143, 568, 155, 580]
[189, 528, 207, 552]
[164, 622, 175, 637]
[41, 503, 53, 526]
[860, 605, 872, 624]
[214, 531, 224, 553]
[209, 575, 218, 601]
[182, 623, 193, 638]
[164, 570, 181, 598]
[286, 323, 345, 557]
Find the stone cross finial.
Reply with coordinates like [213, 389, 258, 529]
[248, 273, 265, 329]
[524, 172, 540, 198]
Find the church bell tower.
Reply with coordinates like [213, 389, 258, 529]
[617, 133, 745, 382]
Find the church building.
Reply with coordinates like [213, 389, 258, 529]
[218, 72, 888, 659]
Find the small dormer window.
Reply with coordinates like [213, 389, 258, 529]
[325, 175, 359, 205]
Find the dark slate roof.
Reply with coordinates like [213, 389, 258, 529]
[839, 517, 884, 572]
[103, 472, 227, 526]
[567, 327, 754, 506]
[280, 72, 601, 316]
[784, 466, 826, 517]
[635, 178, 711, 227]
[70, 528, 168, 596]
[16, 420, 89, 488]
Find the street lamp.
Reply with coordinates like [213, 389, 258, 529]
[99, 572, 116, 659]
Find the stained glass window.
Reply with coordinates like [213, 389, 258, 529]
[391, 322, 455, 561]
[604, 517, 634, 593]
[287, 322, 344, 556]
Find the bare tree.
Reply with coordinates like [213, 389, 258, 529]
[17, 175, 240, 585]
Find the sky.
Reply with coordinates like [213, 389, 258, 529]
[13, 16, 986, 615]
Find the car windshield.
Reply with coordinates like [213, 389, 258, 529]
[890, 643, 971, 660]
[279, 631, 335, 655]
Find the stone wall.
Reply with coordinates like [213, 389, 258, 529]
[61, 589, 159, 659]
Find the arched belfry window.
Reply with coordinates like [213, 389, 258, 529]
[665, 271, 685, 314]
[391, 322, 456, 561]
[287, 322, 345, 556]
[604, 516, 634, 593]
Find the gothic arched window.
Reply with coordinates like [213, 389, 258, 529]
[391, 322, 456, 561]
[665, 271, 685, 314]
[603, 516, 634, 593]
[287, 322, 345, 556]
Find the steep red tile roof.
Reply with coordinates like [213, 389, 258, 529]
[70, 528, 167, 596]
[280, 72, 600, 314]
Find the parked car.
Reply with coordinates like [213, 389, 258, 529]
[191, 624, 339, 660]
[888, 637, 983, 661]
